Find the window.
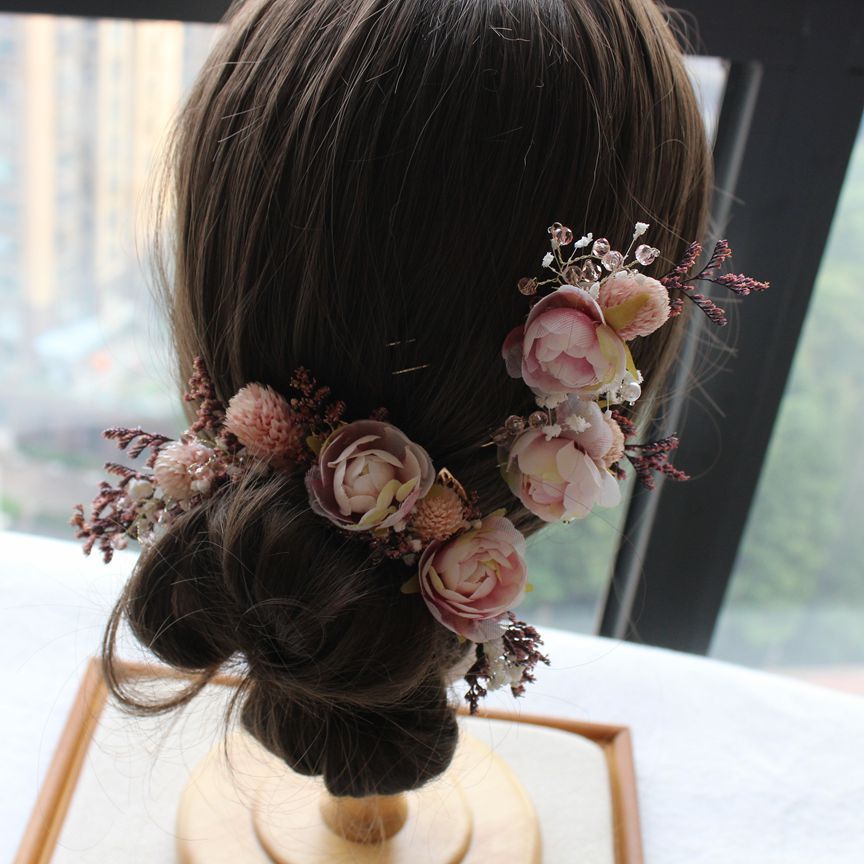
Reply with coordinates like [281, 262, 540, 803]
[520, 56, 728, 630]
[711, 116, 864, 688]
[0, 14, 216, 535]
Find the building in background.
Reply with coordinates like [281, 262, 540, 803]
[0, 14, 214, 534]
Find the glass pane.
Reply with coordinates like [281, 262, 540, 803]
[520, 56, 729, 631]
[712, 115, 864, 694]
[0, 15, 216, 536]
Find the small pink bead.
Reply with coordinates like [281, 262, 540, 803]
[518, 277, 538, 295]
[547, 222, 574, 247]
[601, 250, 624, 272]
[592, 237, 611, 257]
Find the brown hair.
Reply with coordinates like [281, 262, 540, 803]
[104, 0, 711, 796]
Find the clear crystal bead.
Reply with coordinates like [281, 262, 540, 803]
[528, 411, 547, 428]
[601, 250, 624, 272]
[561, 265, 580, 285]
[591, 237, 611, 257]
[635, 244, 660, 266]
[580, 261, 601, 282]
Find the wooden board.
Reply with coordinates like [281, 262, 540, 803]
[15, 658, 643, 864]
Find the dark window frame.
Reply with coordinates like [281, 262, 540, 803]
[4, 0, 863, 654]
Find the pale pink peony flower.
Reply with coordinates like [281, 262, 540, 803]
[409, 483, 467, 541]
[598, 271, 670, 340]
[224, 383, 303, 464]
[305, 419, 435, 533]
[417, 512, 528, 641]
[153, 440, 217, 501]
[502, 285, 628, 399]
[502, 400, 621, 521]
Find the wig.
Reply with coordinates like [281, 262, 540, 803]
[104, 0, 712, 796]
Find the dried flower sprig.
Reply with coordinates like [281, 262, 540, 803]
[660, 239, 770, 326]
[102, 428, 172, 466]
[184, 355, 227, 435]
[463, 615, 550, 714]
[607, 410, 689, 489]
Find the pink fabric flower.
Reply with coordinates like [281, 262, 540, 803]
[417, 512, 528, 641]
[305, 419, 435, 532]
[153, 440, 217, 500]
[502, 285, 628, 398]
[502, 400, 621, 521]
[224, 382, 304, 464]
[598, 271, 670, 340]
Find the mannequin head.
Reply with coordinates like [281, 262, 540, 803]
[105, 0, 711, 795]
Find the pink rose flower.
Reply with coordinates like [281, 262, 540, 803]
[305, 419, 435, 533]
[598, 271, 670, 340]
[417, 513, 528, 641]
[502, 400, 621, 521]
[502, 285, 628, 399]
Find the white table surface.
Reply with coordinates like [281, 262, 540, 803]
[2, 530, 863, 863]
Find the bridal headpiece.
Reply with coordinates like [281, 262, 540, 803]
[72, 221, 768, 712]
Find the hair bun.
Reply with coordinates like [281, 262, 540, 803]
[116, 503, 237, 671]
[105, 469, 466, 794]
[241, 674, 458, 797]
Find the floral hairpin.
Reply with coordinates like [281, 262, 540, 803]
[71, 360, 547, 712]
[492, 221, 769, 520]
[72, 219, 767, 712]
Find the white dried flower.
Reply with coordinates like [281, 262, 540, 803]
[574, 232, 593, 249]
[127, 478, 154, 502]
[633, 221, 649, 238]
[482, 637, 527, 691]
[542, 423, 562, 441]
[542, 252, 554, 268]
[534, 391, 568, 409]
[562, 415, 590, 433]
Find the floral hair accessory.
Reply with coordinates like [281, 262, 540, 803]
[71, 360, 546, 712]
[72, 219, 768, 713]
[493, 221, 769, 519]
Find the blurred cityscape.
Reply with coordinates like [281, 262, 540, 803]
[0, 15, 215, 536]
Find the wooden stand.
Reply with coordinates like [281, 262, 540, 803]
[16, 660, 644, 864]
[175, 726, 541, 863]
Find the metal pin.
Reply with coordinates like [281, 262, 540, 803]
[391, 363, 431, 376]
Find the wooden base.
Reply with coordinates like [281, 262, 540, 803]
[176, 728, 541, 864]
[17, 660, 643, 864]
